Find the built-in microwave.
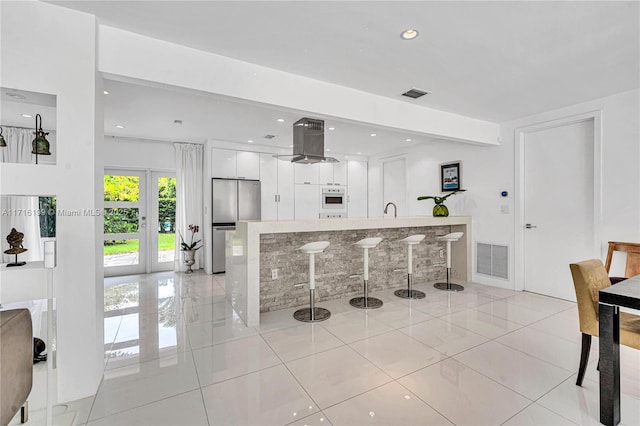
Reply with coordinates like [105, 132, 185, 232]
[321, 187, 346, 210]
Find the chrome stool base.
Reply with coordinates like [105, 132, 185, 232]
[293, 307, 332, 322]
[349, 296, 383, 309]
[434, 282, 465, 292]
[394, 289, 426, 299]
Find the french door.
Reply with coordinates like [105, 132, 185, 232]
[104, 169, 176, 277]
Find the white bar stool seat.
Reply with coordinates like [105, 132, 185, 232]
[294, 241, 331, 322]
[434, 232, 465, 292]
[394, 234, 427, 299]
[350, 237, 384, 309]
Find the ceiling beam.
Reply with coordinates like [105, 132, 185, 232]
[98, 26, 500, 146]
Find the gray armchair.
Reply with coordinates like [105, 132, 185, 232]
[1, 309, 33, 426]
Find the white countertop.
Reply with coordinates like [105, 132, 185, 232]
[240, 216, 471, 234]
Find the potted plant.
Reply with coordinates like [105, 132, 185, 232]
[417, 190, 466, 217]
[179, 224, 202, 273]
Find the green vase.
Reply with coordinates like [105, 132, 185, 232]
[433, 204, 449, 217]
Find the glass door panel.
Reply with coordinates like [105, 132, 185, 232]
[151, 173, 176, 272]
[104, 170, 146, 276]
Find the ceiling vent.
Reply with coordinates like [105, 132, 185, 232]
[402, 88, 430, 99]
[263, 134, 276, 139]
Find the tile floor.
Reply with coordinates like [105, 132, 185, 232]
[19, 271, 640, 425]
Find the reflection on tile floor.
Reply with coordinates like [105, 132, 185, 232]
[25, 272, 640, 425]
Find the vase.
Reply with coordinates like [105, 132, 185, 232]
[433, 204, 449, 217]
[183, 249, 196, 274]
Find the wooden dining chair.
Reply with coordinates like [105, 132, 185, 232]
[569, 259, 640, 386]
[604, 241, 640, 283]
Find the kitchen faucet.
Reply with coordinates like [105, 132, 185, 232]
[384, 202, 397, 218]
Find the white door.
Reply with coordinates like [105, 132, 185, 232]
[523, 119, 595, 301]
[333, 162, 348, 186]
[382, 158, 406, 217]
[104, 170, 147, 276]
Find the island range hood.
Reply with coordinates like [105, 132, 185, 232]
[279, 117, 338, 164]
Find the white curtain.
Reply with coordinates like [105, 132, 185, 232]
[174, 143, 204, 271]
[0, 127, 42, 262]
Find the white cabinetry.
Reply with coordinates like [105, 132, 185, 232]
[317, 162, 347, 186]
[259, 154, 295, 220]
[236, 151, 260, 180]
[211, 148, 237, 178]
[294, 184, 320, 219]
[212, 148, 259, 180]
[294, 163, 319, 184]
[333, 162, 347, 186]
[259, 154, 278, 220]
[347, 160, 368, 218]
[277, 160, 295, 220]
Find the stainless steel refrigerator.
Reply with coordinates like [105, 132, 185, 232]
[212, 178, 261, 273]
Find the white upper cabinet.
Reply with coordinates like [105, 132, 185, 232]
[211, 149, 260, 180]
[318, 162, 334, 186]
[333, 162, 348, 186]
[317, 162, 347, 186]
[236, 151, 260, 180]
[294, 163, 319, 184]
[211, 148, 237, 179]
[347, 160, 368, 218]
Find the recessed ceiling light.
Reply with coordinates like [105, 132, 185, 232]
[103, 90, 110, 95]
[370, 133, 377, 137]
[326, 148, 331, 152]
[289, 144, 294, 148]
[401, 29, 419, 40]
[405, 138, 412, 142]
[247, 140, 253, 143]
[328, 127, 335, 130]
[21, 114, 33, 118]
[276, 118, 285, 122]
[115, 124, 125, 129]
[6, 92, 26, 99]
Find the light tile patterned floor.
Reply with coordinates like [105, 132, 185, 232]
[16, 271, 640, 425]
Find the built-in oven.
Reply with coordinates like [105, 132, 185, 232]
[321, 187, 346, 210]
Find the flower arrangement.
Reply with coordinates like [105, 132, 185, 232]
[417, 189, 466, 217]
[179, 224, 202, 251]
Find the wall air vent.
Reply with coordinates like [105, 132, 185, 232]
[263, 134, 276, 139]
[402, 88, 430, 99]
[476, 243, 509, 279]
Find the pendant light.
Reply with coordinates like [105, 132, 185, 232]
[0, 127, 6, 147]
[31, 114, 51, 164]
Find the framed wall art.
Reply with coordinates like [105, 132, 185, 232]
[440, 161, 461, 192]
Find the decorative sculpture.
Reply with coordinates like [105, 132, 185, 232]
[4, 228, 27, 267]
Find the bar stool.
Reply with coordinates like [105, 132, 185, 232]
[294, 241, 332, 322]
[434, 232, 465, 292]
[394, 234, 426, 299]
[350, 237, 384, 309]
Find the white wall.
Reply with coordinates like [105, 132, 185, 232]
[103, 137, 176, 171]
[369, 89, 640, 288]
[0, 1, 103, 402]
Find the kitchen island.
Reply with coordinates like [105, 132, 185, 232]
[225, 216, 471, 326]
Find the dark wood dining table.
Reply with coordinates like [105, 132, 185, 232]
[598, 274, 640, 425]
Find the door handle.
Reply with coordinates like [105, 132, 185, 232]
[525, 224, 537, 229]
